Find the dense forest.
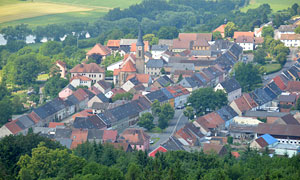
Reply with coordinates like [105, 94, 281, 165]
[0, 134, 300, 180]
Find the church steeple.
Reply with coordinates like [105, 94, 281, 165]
[135, 25, 145, 74]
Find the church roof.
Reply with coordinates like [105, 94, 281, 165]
[136, 27, 144, 46]
[121, 61, 136, 72]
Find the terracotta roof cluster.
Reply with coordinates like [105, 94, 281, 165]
[256, 123, 300, 137]
[48, 122, 64, 128]
[70, 75, 92, 82]
[70, 128, 88, 149]
[165, 85, 190, 98]
[70, 63, 105, 73]
[120, 128, 150, 145]
[285, 81, 300, 93]
[213, 24, 226, 34]
[107, 40, 120, 47]
[233, 31, 254, 39]
[86, 43, 111, 56]
[121, 60, 136, 72]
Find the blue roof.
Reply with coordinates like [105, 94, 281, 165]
[161, 88, 174, 100]
[261, 134, 278, 145]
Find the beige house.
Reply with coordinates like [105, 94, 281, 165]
[87, 93, 109, 108]
[70, 63, 105, 84]
[56, 60, 67, 79]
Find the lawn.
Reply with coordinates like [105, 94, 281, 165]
[37, 74, 50, 81]
[0, 0, 142, 27]
[262, 63, 282, 74]
[241, 0, 299, 12]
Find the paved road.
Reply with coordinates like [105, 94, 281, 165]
[263, 48, 298, 85]
[148, 109, 189, 151]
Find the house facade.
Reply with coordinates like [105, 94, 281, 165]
[70, 63, 105, 84]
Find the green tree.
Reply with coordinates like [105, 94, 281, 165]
[39, 41, 63, 57]
[160, 68, 166, 75]
[187, 88, 227, 115]
[125, 163, 143, 180]
[262, 26, 274, 38]
[224, 22, 237, 38]
[213, 31, 222, 40]
[137, 112, 155, 131]
[112, 92, 133, 102]
[183, 106, 194, 120]
[295, 26, 300, 34]
[276, 52, 287, 66]
[151, 99, 161, 116]
[177, 74, 183, 83]
[158, 103, 174, 129]
[0, 96, 12, 126]
[43, 74, 68, 99]
[253, 48, 267, 65]
[291, 3, 299, 16]
[143, 34, 158, 45]
[296, 97, 300, 110]
[233, 62, 262, 92]
[158, 26, 179, 39]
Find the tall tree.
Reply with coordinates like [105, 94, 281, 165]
[137, 112, 155, 131]
[262, 26, 274, 38]
[43, 74, 68, 99]
[224, 22, 237, 38]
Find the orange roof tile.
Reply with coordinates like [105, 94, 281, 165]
[5, 120, 22, 134]
[121, 61, 136, 72]
[70, 129, 88, 149]
[243, 93, 258, 108]
[213, 24, 226, 33]
[233, 96, 251, 113]
[233, 32, 254, 39]
[130, 41, 149, 52]
[120, 128, 150, 145]
[87, 43, 111, 56]
[203, 112, 225, 127]
[72, 109, 94, 120]
[149, 146, 168, 157]
[70, 75, 92, 82]
[273, 76, 287, 91]
[107, 40, 120, 47]
[231, 151, 240, 158]
[126, 74, 150, 83]
[28, 111, 41, 124]
[70, 63, 105, 73]
[48, 122, 64, 128]
[286, 81, 300, 92]
[103, 130, 118, 142]
[113, 69, 121, 76]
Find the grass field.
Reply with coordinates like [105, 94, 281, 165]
[262, 63, 282, 74]
[0, 0, 142, 27]
[241, 0, 299, 12]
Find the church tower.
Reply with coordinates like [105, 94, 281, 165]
[135, 26, 145, 74]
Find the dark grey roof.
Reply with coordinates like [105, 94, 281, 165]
[278, 25, 296, 32]
[63, 84, 76, 91]
[282, 70, 293, 80]
[145, 89, 169, 103]
[73, 117, 95, 129]
[168, 63, 195, 72]
[220, 78, 241, 93]
[193, 73, 207, 84]
[156, 75, 173, 87]
[33, 98, 66, 119]
[211, 39, 233, 50]
[243, 111, 287, 118]
[162, 136, 185, 151]
[89, 115, 107, 129]
[87, 129, 104, 140]
[228, 43, 243, 60]
[107, 102, 139, 121]
[66, 94, 80, 105]
[92, 102, 109, 110]
[151, 44, 168, 51]
[118, 46, 131, 53]
[280, 114, 299, 125]
[251, 88, 272, 106]
[97, 111, 114, 125]
[263, 87, 277, 100]
[267, 81, 282, 96]
[180, 77, 198, 88]
[97, 80, 111, 90]
[15, 115, 35, 130]
[146, 59, 165, 68]
[55, 138, 72, 149]
[190, 50, 212, 56]
[180, 60, 217, 67]
[128, 77, 140, 85]
[96, 93, 109, 103]
[278, 94, 297, 102]
[216, 105, 238, 122]
[158, 39, 173, 46]
[288, 66, 299, 79]
[55, 128, 72, 139]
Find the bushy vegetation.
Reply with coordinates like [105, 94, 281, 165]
[1, 134, 300, 180]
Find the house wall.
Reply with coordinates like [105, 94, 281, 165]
[57, 64, 67, 78]
[274, 148, 299, 158]
[88, 96, 103, 108]
[281, 39, 300, 47]
[93, 83, 111, 94]
[228, 89, 242, 103]
[121, 81, 135, 92]
[59, 88, 73, 99]
[250, 140, 262, 149]
[70, 79, 92, 88]
[237, 42, 254, 51]
[174, 94, 189, 107]
[107, 60, 123, 71]
[152, 50, 164, 59]
[0, 125, 13, 138]
[145, 67, 161, 76]
[229, 101, 243, 116]
[71, 72, 105, 83]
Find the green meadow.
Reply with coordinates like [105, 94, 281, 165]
[241, 0, 299, 12]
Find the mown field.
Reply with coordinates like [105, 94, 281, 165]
[241, 0, 299, 12]
[0, 0, 142, 27]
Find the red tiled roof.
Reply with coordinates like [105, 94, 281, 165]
[280, 34, 300, 40]
[231, 151, 240, 158]
[166, 85, 190, 98]
[203, 112, 225, 127]
[254, 37, 264, 44]
[86, 43, 111, 56]
[255, 137, 268, 148]
[233, 96, 252, 113]
[213, 24, 226, 33]
[121, 60, 136, 72]
[70, 75, 92, 82]
[89, 86, 101, 95]
[5, 120, 22, 134]
[72, 109, 94, 120]
[56, 60, 66, 67]
[126, 74, 150, 84]
[103, 130, 118, 142]
[172, 39, 191, 49]
[178, 33, 212, 41]
[243, 93, 258, 108]
[70, 129, 88, 149]
[73, 88, 90, 101]
[70, 63, 105, 73]
[107, 40, 120, 47]
[113, 69, 121, 76]
[233, 32, 254, 39]
[130, 41, 149, 52]
[28, 111, 41, 124]
[111, 88, 126, 97]
[120, 128, 150, 145]
[149, 146, 168, 157]
[273, 76, 287, 91]
[285, 81, 300, 92]
[203, 143, 225, 155]
[195, 116, 216, 129]
[48, 122, 64, 128]
[236, 36, 254, 43]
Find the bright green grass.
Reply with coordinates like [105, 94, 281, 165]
[37, 74, 50, 81]
[241, 0, 299, 12]
[0, 10, 106, 28]
[262, 63, 282, 74]
[35, 0, 142, 9]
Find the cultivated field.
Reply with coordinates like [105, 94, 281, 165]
[0, 0, 141, 27]
[241, 0, 299, 12]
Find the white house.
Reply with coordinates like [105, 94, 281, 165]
[236, 36, 254, 51]
[280, 34, 300, 47]
[107, 60, 123, 71]
[70, 76, 92, 88]
[151, 45, 168, 59]
[275, 25, 297, 39]
[214, 78, 242, 102]
[70, 63, 105, 84]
